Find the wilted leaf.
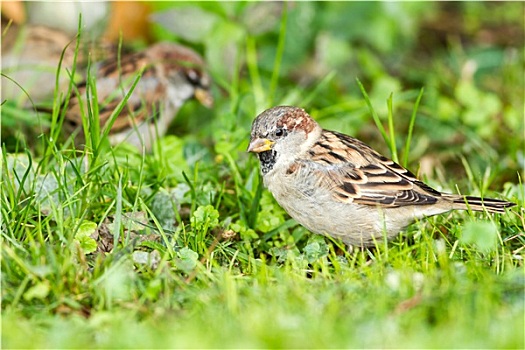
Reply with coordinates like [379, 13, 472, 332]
[105, 2, 152, 42]
[132, 250, 161, 270]
[1, 1, 26, 24]
[241, 2, 283, 35]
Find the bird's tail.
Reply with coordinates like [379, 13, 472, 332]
[443, 194, 516, 213]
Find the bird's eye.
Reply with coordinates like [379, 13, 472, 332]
[185, 69, 200, 84]
[275, 128, 286, 137]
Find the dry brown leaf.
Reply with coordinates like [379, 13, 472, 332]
[1, 1, 26, 24]
[104, 2, 152, 42]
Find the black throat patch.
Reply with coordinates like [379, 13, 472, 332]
[258, 150, 277, 174]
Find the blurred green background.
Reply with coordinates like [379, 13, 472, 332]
[3, 1, 523, 185]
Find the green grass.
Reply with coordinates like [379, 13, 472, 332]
[2, 2, 524, 349]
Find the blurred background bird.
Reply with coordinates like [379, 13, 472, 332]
[1, 1, 212, 150]
[64, 42, 212, 151]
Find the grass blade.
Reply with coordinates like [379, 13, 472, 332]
[386, 93, 398, 163]
[246, 37, 265, 111]
[402, 87, 424, 167]
[356, 78, 389, 151]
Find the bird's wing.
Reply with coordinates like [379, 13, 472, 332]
[65, 52, 164, 133]
[296, 130, 441, 207]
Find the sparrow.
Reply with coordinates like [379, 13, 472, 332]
[248, 106, 516, 247]
[65, 42, 213, 151]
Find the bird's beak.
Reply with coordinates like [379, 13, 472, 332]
[194, 88, 214, 108]
[247, 138, 275, 153]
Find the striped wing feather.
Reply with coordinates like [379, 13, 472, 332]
[303, 130, 441, 207]
[65, 52, 164, 133]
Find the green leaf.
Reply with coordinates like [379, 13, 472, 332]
[151, 6, 219, 43]
[192, 205, 220, 230]
[304, 236, 329, 263]
[75, 221, 98, 254]
[177, 247, 199, 273]
[23, 281, 50, 301]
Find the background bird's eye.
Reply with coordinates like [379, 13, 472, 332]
[185, 69, 200, 85]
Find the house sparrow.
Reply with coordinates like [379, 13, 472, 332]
[65, 42, 213, 150]
[248, 106, 516, 247]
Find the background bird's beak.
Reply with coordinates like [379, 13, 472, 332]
[247, 138, 275, 153]
[194, 88, 214, 108]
